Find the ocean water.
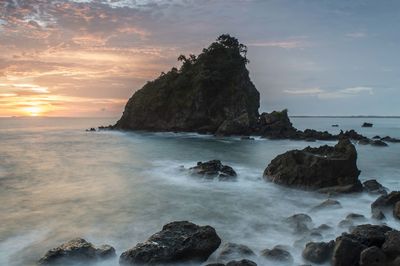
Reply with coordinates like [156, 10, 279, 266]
[0, 117, 399, 266]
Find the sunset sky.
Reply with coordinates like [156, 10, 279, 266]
[1, 0, 399, 117]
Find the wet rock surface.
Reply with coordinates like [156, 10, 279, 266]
[264, 139, 362, 192]
[38, 238, 115, 265]
[371, 191, 400, 219]
[302, 240, 335, 264]
[260, 245, 293, 263]
[189, 160, 237, 180]
[119, 221, 221, 265]
[363, 180, 388, 195]
[217, 243, 255, 261]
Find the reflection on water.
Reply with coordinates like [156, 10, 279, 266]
[0, 117, 399, 265]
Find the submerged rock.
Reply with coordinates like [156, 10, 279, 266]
[302, 240, 335, 264]
[218, 243, 255, 261]
[260, 245, 293, 263]
[189, 160, 237, 180]
[264, 139, 362, 192]
[38, 238, 115, 265]
[363, 179, 388, 195]
[284, 213, 313, 234]
[311, 199, 342, 211]
[119, 221, 221, 265]
[362, 122, 373, 127]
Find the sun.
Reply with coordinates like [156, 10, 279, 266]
[23, 106, 42, 116]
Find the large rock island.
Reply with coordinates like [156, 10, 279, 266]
[115, 34, 260, 135]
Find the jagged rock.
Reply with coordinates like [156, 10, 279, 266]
[302, 240, 335, 264]
[119, 221, 221, 265]
[284, 214, 312, 234]
[362, 122, 373, 127]
[381, 136, 400, 143]
[260, 246, 293, 263]
[115, 35, 259, 136]
[359, 246, 387, 266]
[394, 202, 400, 219]
[264, 139, 362, 192]
[311, 199, 342, 211]
[382, 231, 400, 258]
[371, 140, 388, 147]
[218, 243, 255, 261]
[349, 224, 393, 247]
[332, 235, 367, 266]
[226, 259, 257, 266]
[363, 180, 388, 195]
[371, 192, 400, 219]
[256, 109, 298, 139]
[38, 238, 115, 265]
[373, 135, 381, 139]
[189, 160, 237, 180]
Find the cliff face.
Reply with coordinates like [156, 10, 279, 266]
[115, 35, 260, 135]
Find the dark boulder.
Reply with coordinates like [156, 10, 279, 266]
[359, 246, 387, 266]
[332, 235, 366, 266]
[119, 221, 221, 265]
[189, 160, 237, 180]
[218, 243, 255, 261]
[226, 259, 257, 266]
[302, 240, 335, 264]
[346, 213, 367, 221]
[38, 238, 115, 265]
[349, 224, 393, 247]
[371, 191, 400, 218]
[256, 109, 298, 139]
[114, 35, 260, 136]
[260, 246, 293, 263]
[381, 231, 400, 258]
[363, 180, 387, 195]
[362, 122, 373, 128]
[264, 139, 362, 192]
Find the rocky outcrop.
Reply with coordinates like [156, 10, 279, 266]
[363, 179, 388, 195]
[189, 160, 237, 181]
[38, 238, 115, 265]
[331, 224, 399, 266]
[119, 221, 221, 265]
[264, 139, 362, 192]
[115, 35, 259, 136]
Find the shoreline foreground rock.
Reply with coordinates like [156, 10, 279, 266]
[263, 139, 362, 193]
[119, 221, 221, 265]
[38, 238, 116, 265]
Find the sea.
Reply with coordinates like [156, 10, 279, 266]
[0, 117, 399, 266]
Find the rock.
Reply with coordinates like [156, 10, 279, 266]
[362, 122, 373, 127]
[363, 180, 388, 195]
[189, 160, 237, 181]
[260, 246, 293, 263]
[240, 136, 255, 140]
[38, 238, 116, 265]
[371, 192, 400, 218]
[381, 136, 400, 143]
[284, 214, 312, 234]
[346, 213, 367, 221]
[86, 127, 96, 132]
[359, 246, 387, 266]
[218, 243, 255, 261]
[372, 210, 386, 220]
[382, 231, 400, 258]
[256, 109, 298, 139]
[371, 140, 388, 147]
[311, 199, 342, 211]
[119, 221, 221, 265]
[264, 139, 362, 192]
[338, 219, 354, 229]
[206, 264, 226, 266]
[349, 224, 393, 247]
[332, 235, 366, 266]
[339, 129, 368, 141]
[332, 124, 339, 127]
[394, 202, 400, 220]
[373, 135, 381, 139]
[226, 259, 257, 266]
[302, 240, 335, 264]
[114, 35, 260, 136]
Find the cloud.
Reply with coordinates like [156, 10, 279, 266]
[248, 38, 308, 49]
[346, 32, 366, 38]
[284, 86, 374, 99]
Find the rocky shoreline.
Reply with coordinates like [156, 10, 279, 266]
[37, 139, 400, 265]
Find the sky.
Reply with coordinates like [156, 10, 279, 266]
[0, 0, 399, 117]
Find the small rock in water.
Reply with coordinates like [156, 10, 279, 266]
[226, 259, 257, 266]
[302, 240, 335, 264]
[362, 122, 373, 127]
[311, 199, 342, 211]
[217, 242, 255, 261]
[260, 245, 293, 263]
[371, 191, 400, 219]
[284, 213, 312, 234]
[371, 140, 388, 147]
[346, 213, 367, 221]
[119, 221, 221, 265]
[189, 160, 237, 181]
[363, 179, 388, 195]
[332, 124, 339, 127]
[38, 238, 115, 265]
